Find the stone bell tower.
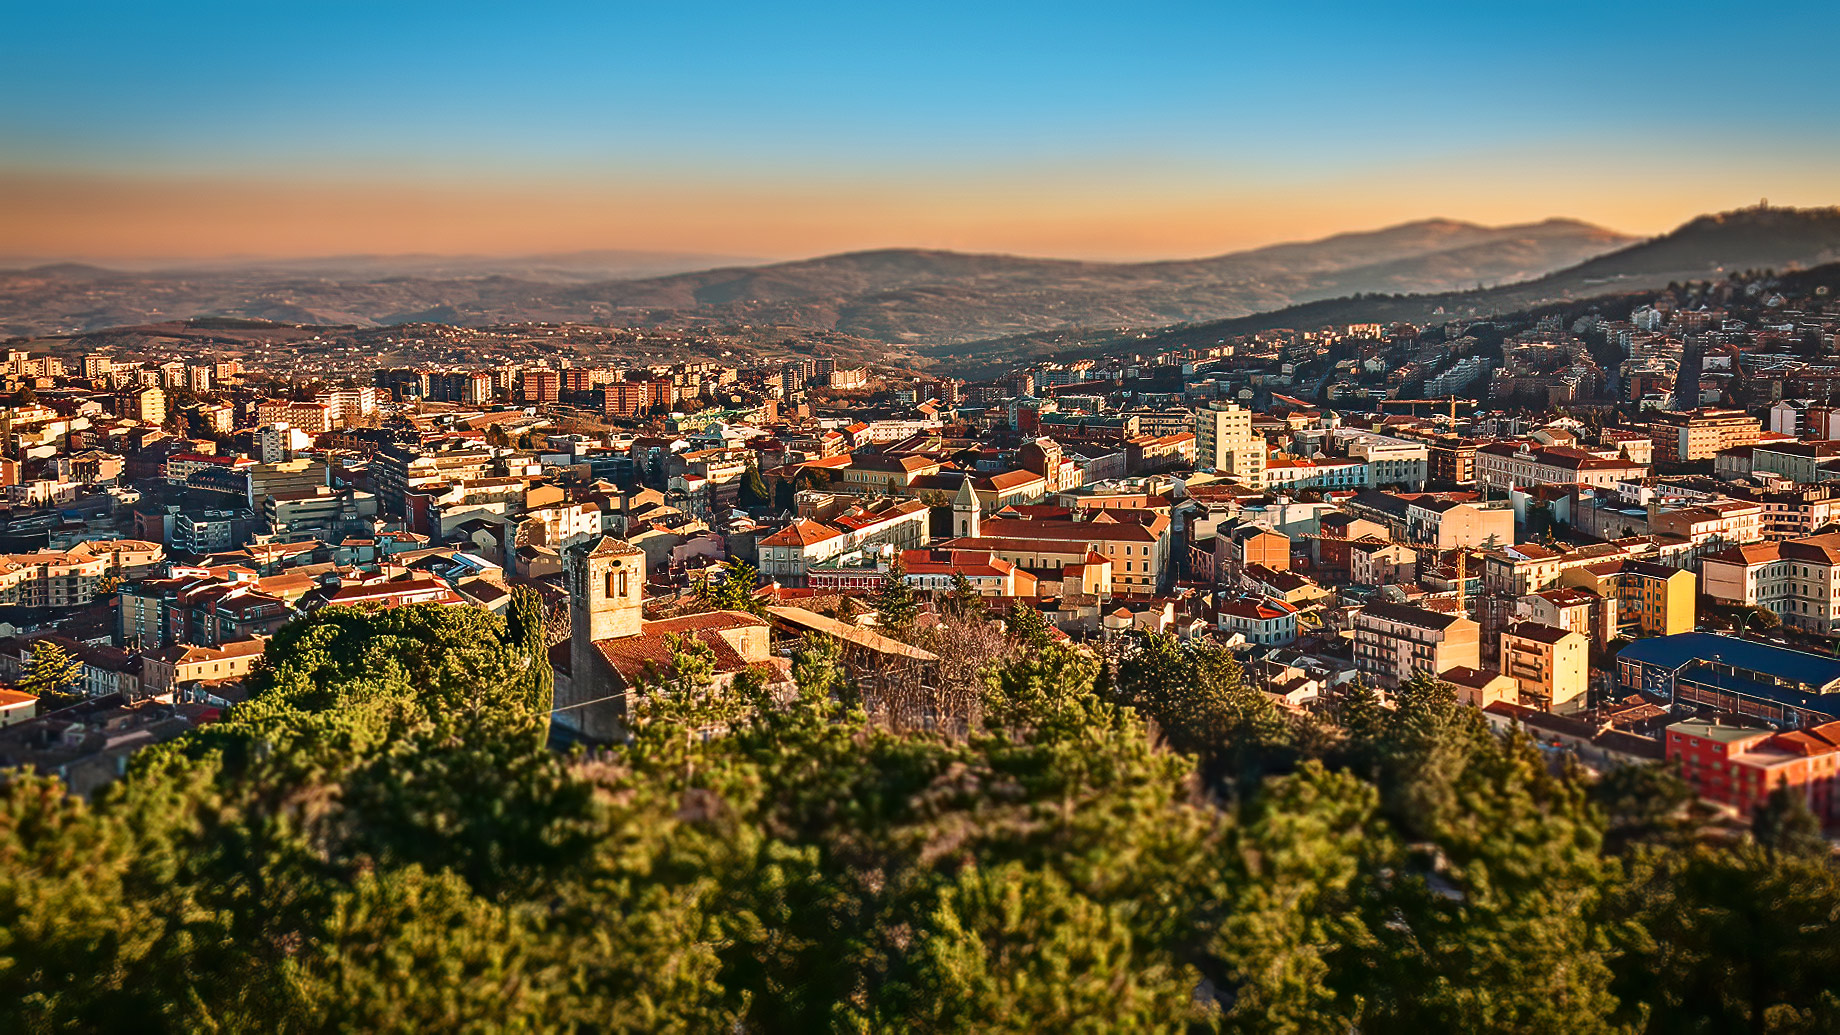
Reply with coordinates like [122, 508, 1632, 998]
[571, 536, 646, 646]
[563, 537, 648, 736]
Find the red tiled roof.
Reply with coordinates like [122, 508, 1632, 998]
[759, 519, 845, 548]
[642, 611, 769, 634]
[597, 628, 750, 683]
[979, 517, 1161, 543]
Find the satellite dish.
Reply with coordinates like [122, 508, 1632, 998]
[1380, 585, 1407, 603]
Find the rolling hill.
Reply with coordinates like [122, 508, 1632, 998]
[924, 205, 1840, 371]
[0, 218, 1629, 340]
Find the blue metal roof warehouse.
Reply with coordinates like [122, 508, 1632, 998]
[1617, 632, 1840, 726]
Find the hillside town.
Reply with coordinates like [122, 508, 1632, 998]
[0, 270, 1836, 824]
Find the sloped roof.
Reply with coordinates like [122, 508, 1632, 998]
[764, 606, 938, 662]
[759, 519, 845, 548]
[585, 536, 645, 558]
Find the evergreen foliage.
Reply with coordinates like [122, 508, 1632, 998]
[0, 605, 1833, 1032]
[874, 554, 919, 632]
[696, 560, 767, 616]
[18, 640, 83, 702]
[738, 462, 772, 509]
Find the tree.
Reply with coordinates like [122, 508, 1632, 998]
[943, 571, 985, 621]
[875, 553, 919, 632]
[19, 639, 82, 702]
[5, 591, 1840, 1032]
[1751, 783, 1827, 862]
[1590, 761, 1694, 852]
[737, 462, 771, 509]
[697, 560, 766, 615]
[92, 573, 122, 603]
[505, 585, 554, 723]
[1003, 602, 1052, 650]
[1115, 632, 1292, 790]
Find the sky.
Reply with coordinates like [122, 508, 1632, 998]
[3, 0, 1838, 263]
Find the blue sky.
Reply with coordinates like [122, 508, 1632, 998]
[4, 1, 1837, 259]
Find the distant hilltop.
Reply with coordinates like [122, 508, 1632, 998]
[5, 206, 1838, 371]
[0, 217, 1631, 341]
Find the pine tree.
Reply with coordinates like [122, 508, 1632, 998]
[875, 554, 919, 632]
[1003, 601, 1051, 649]
[737, 462, 771, 509]
[19, 639, 83, 702]
[505, 585, 554, 722]
[944, 570, 985, 620]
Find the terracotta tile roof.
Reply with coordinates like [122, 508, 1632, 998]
[596, 628, 750, 683]
[1781, 532, 1840, 564]
[642, 611, 769, 634]
[979, 517, 1161, 543]
[984, 469, 1045, 491]
[759, 519, 845, 548]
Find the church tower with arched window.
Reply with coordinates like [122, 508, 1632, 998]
[556, 535, 776, 743]
[953, 477, 981, 538]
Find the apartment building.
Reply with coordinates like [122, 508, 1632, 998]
[1263, 455, 1369, 492]
[1216, 596, 1300, 647]
[1748, 440, 1840, 485]
[116, 385, 166, 425]
[1474, 442, 1647, 492]
[896, 548, 1039, 598]
[949, 509, 1168, 595]
[1348, 538, 1417, 587]
[1335, 431, 1429, 490]
[265, 487, 381, 538]
[1482, 539, 1667, 598]
[758, 499, 930, 587]
[1499, 621, 1590, 713]
[1194, 402, 1265, 489]
[140, 638, 268, 696]
[1648, 409, 1761, 462]
[1666, 718, 1840, 823]
[375, 445, 495, 515]
[1702, 532, 1840, 636]
[1351, 601, 1480, 688]
[1646, 499, 1764, 565]
[837, 454, 944, 495]
[1557, 557, 1696, 639]
[1403, 497, 1514, 549]
[1425, 435, 1478, 487]
[1515, 586, 1601, 641]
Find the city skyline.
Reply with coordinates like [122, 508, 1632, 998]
[5, 1, 1838, 262]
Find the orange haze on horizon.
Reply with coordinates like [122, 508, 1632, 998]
[0, 169, 1809, 265]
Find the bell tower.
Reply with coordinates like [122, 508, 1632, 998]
[562, 536, 647, 738]
[571, 536, 646, 645]
[953, 477, 981, 538]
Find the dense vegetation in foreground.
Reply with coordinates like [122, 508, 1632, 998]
[1, 602, 1837, 1033]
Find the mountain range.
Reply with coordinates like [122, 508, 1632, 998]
[5, 207, 1839, 374]
[1068, 205, 1840, 359]
[0, 218, 1629, 340]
